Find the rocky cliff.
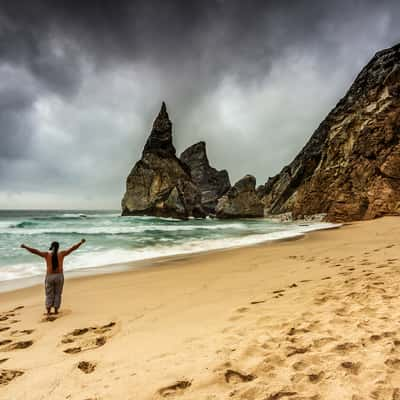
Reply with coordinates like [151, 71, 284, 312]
[121, 103, 205, 219]
[216, 175, 264, 218]
[259, 43, 400, 221]
[180, 141, 231, 214]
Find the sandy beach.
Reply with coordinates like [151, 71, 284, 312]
[0, 216, 400, 399]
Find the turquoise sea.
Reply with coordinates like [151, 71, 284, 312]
[0, 210, 338, 283]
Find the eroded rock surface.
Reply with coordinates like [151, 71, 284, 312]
[259, 43, 400, 221]
[216, 175, 264, 218]
[121, 103, 205, 219]
[180, 141, 231, 214]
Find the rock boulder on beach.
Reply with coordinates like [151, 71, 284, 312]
[121, 103, 205, 219]
[216, 175, 264, 218]
[180, 141, 231, 214]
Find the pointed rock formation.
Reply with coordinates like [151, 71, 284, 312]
[259, 43, 400, 221]
[143, 102, 176, 157]
[121, 103, 205, 219]
[216, 175, 264, 218]
[180, 141, 231, 214]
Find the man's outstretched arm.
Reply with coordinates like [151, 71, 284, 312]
[62, 239, 86, 257]
[20, 244, 47, 258]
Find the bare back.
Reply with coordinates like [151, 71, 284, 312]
[44, 251, 67, 274]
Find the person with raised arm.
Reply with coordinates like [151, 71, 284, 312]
[21, 239, 86, 315]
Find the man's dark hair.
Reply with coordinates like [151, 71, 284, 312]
[49, 241, 60, 272]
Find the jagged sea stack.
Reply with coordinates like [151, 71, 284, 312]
[180, 141, 231, 214]
[216, 175, 264, 218]
[259, 43, 400, 221]
[121, 103, 205, 219]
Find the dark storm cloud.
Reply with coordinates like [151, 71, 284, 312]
[0, 0, 400, 208]
[2, 0, 397, 94]
[0, 66, 36, 159]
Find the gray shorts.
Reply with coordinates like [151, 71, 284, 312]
[45, 273, 64, 309]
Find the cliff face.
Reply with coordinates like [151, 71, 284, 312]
[180, 141, 231, 214]
[259, 43, 400, 221]
[121, 103, 205, 219]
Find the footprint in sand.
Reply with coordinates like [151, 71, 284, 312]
[0, 316, 20, 324]
[286, 346, 310, 357]
[41, 315, 57, 322]
[385, 358, 400, 370]
[370, 386, 400, 400]
[382, 331, 396, 338]
[287, 326, 310, 337]
[0, 315, 13, 322]
[10, 329, 34, 337]
[313, 337, 336, 348]
[0, 307, 24, 324]
[224, 369, 255, 384]
[272, 289, 285, 299]
[370, 334, 382, 342]
[41, 309, 72, 323]
[292, 361, 308, 371]
[308, 371, 325, 383]
[77, 361, 96, 374]
[1, 340, 34, 351]
[62, 322, 116, 354]
[340, 361, 361, 375]
[264, 390, 298, 400]
[334, 306, 349, 316]
[228, 315, 243, 322]
[158, 380, 192, 397]
[333, 342, 358, 353]
[314, 296, 332, 305]
[0, 369, 24, 386]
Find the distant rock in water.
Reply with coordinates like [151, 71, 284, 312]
[216, 175, 264, 218]
[259, 42, 400, 221]
[180, 141, 231, 214]
[121, 103, 205, 219]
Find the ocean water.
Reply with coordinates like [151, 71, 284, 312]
[0, 210, 338, 283]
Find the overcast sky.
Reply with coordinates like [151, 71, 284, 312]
[0, 0, 399, 209]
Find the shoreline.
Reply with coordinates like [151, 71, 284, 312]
[1, 216, 399, 400]
[0, 221, 340, 294]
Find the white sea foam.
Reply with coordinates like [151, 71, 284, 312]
[0, 221, 340, 283]
[2, 222, 249, 235]
[60, 213, 87, 218]
[0, 220, 18, 229]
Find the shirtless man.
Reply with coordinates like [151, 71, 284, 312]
[21, 239, 86, 315]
